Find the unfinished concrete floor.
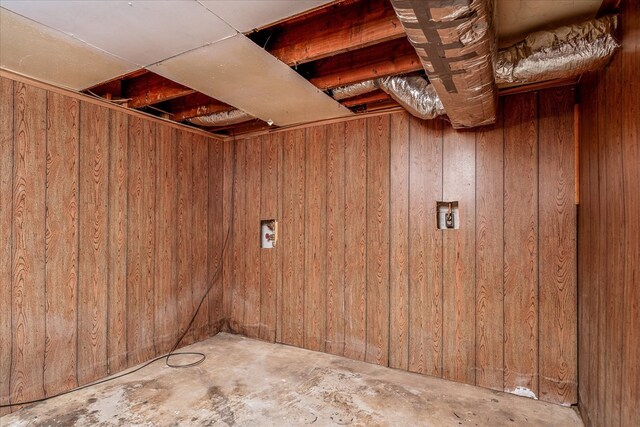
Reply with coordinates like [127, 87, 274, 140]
[2, 333, 582, 426]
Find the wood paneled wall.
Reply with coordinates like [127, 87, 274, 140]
[0, 75, 225, 414]
[222, 87, 577, 405]
[577, 1, 639, 425]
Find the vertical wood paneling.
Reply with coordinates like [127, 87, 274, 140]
[0, 77, 14, 415]
[78, 102, 109, 384]
[603, 58, 624, 427]
[126, 118, 156, 365]
[259, 134, 279, 342]
[280, 129, 305, 347]
[304, 126, 327, 352]
[578, 4, 640, 420]
[10, 82, 47, 408]
[442, 127, 476, 384]
[0, 75, 225, 412]
[208, 139, 224, 335]
[222, 139, 234, 331]
[325, 122, 345, 355]
[621, 2, 640, 424]
[43, 92, 79, 396]
[343, 119, 367, 360]
[475, 104, 504, 390]
[408, 117, 442, 376]
[192, 136, 210, 341]
[244, 137, 262, 339]
[107, 110, 128, 373]
[229, 139, 246, 334]
[154, 125, 177, 353]
[503, 92, 539, 397]
[389, 112, 409, 370]
[365, 115, 389, 366]
[176, 132, 194, 344]
[538, 88, 577, 404]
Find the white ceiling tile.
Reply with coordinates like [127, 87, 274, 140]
[496, 0, 602, 47]
[199, 0, 333, 32]
[0, 8, 137, 90]
[148, 34, 352, 126]
[0, 0, 236, 66]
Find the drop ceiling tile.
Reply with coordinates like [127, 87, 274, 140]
[148, 34, 353, 126]
[0, 0, 236, 66]
[497, 0, 602, 47]
[0, 8, 137, 90]
[198, 0, 333, 32]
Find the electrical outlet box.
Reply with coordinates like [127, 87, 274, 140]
[261, 219, 277, 248]
[436, 201, 459, 230]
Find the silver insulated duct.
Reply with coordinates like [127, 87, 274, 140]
[376, 75, 445, 119]
[496, 15, 620, 85]
[188, 109, 253, 127]
[331, 16, 619, 125]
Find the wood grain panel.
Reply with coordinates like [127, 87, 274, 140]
[503, 92, 539, 397]
[43, 91, 79, 396]
[325, 122, 345, 355]
[280, 129, 306, 347]
[78, 102, 109, 384]
[176, 132, 194, 345]
[538, 88, 577, 404]
[343, 119, 367, 361]
[408, 117, 442, 376]
[208, 138, 224, 335]
[192, 136, 210, 341]
[0, 77, 13, 415]
[620, 2, 640, 424]
[229, 139, 246, 334]
[244, 137, 262, 339]
[365, 115, 390, 366]
[442, 126, 476, 384]
[389, 112, 409, 370]
[259, 133, 279, 342]
[10, 82, 47, 408]
[475, 103, 504, 390]
[107, 110, 128, 373]
[222, 139, 234, 332]
[126, 117, 155, 365]
[0, 75, 224, 412]
[154, 125, 177, 353]
[304, 125, 327, 352]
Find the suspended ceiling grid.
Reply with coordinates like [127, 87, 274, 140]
[0, 0, 347, 126]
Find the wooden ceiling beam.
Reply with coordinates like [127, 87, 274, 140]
[252, 0, 404, 66]
[341, 90, 390, 107]
[303, 37, 421, 89]
[124, 72, 196, 108]
[158, 92, 234, 122]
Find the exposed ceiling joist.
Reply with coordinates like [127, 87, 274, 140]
[304, 37, 422, 89]
[124, 72, 196, 108]
[251, 0, 404, 66]
[159, 93, 234, 122]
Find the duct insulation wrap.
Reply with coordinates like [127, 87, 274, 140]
[390, 0, 498, 128]
[376, 75, 445, 119]
[188, 109, 253, 127]
[496, 15, 620, 84]
[331, 80, 378, 100]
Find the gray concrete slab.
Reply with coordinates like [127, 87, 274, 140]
[1, 333, 583, 426]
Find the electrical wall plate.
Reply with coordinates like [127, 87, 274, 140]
[261, 219, 277, 248]
[436, 201, 459, 230]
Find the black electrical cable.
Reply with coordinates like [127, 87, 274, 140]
[1, 137, 237, 410]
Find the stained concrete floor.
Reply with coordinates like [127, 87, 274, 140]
[2, 333, 583, 427]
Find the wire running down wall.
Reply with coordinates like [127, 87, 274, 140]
[222, 87, 577, 406]
[0, 74, 225, 414]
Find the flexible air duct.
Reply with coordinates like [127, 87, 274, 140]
[188, 109, 253, 127]
[495, 15, 620, 84]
